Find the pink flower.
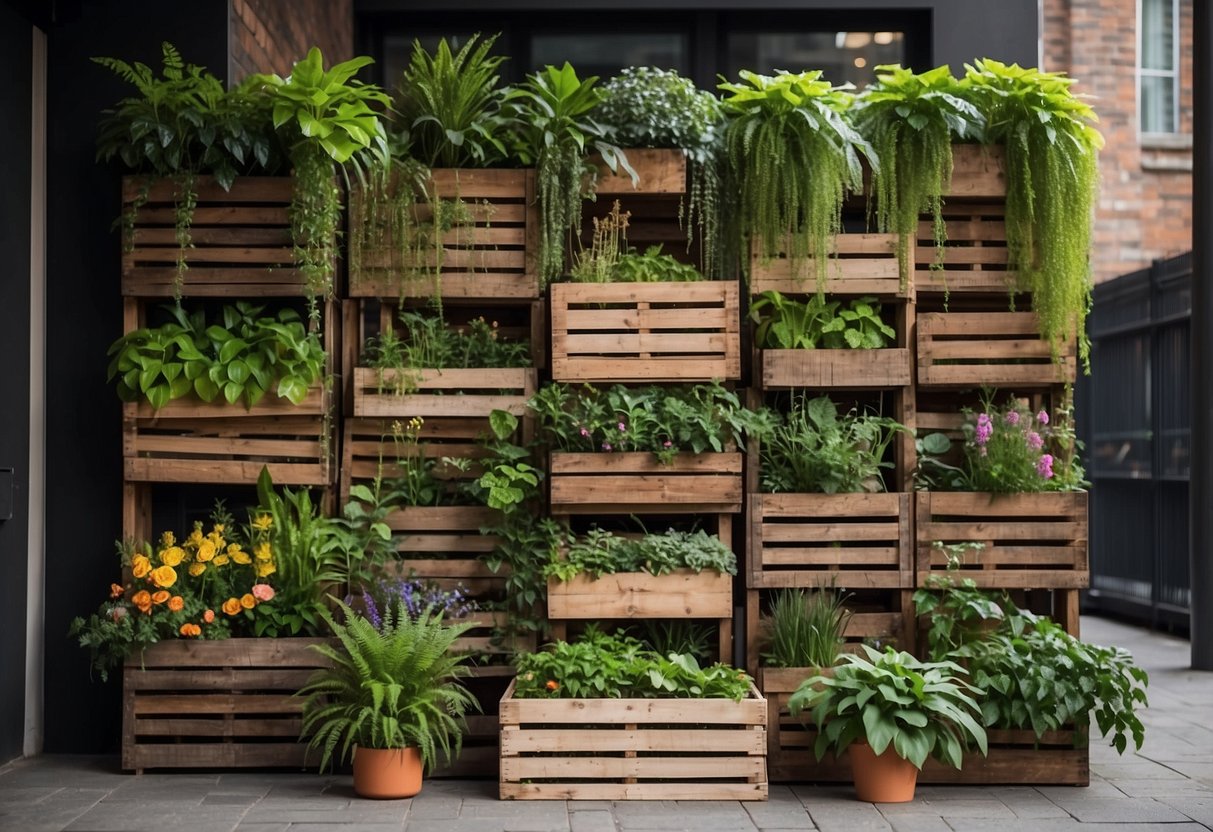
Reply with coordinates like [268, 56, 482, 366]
[975, 413, 993, 446]
[617, 422, 626, 432]
[579, 427, 589, 438]
[1036, 454, 1054, 479]
[601, 442, 613, 452]
[1026, 431, 1044, 450]
[1005, 410, 1020, 426]
[251, 584, 275, 602]
[662, 440, 673, 448]
[1037, 410, 1050, 425]
[110, 606, 128, 622]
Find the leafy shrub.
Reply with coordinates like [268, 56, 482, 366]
[751, 291, 895, 349]
[362, 307, 530, 375]
[545, 527, 737, 581]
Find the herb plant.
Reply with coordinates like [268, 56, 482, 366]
[107, 303, 325, 410]
[720, 70, 874, 288]
[363, 308, 530, 381]
[760, 587, 852, 669]
[751, 291, 895, 349]
[761, 396, 904, 494]
[570, 201, 704, 282]
[545, 528, 737, 582]
[963, 60, 1101, 369]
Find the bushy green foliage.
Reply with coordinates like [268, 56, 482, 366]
[760, 587, 851, 669]
[546, 527, 737, 581]
[362, 307, 530, 375]
[751, 291, 895, 349]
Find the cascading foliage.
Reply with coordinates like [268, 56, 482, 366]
[719, 70, 874, 289]
[854, 64, 985, 287]
[963, 59, 1102, 370]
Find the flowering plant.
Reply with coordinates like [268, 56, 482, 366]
[69, 505, 280, 681]
[348, 575, 475, 632]
[959, 393, 1086, 492]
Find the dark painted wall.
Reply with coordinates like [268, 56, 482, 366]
[0, 1, 33, 764]
[42, 0, 228, 753]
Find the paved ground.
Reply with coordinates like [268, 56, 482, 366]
[2, 615, 1211, 832]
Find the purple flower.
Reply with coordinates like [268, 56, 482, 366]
[602, 442, 613, 452]
[975, 413, 993, 446]
[617, 422, 626, 432]
[1005, 410, 1020, 426]
[1036, 453, 1054, 479]
[1037, 410, 1050, 425]
[1026, 431, 1044, 450]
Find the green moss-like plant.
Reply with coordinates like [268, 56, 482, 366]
[719, 70, 874, 289]
[963, 60, 1102, 370]
[854, 64, 984, 287]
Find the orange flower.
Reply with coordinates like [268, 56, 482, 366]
[179, 622, 201, 638]
[203, 609, 215, 624]
[109, 583, 124, 599]
[150, 565, 177, 589]
[131, 554, 152, 579]
[167, 595, 184, 612]
[240, 593, 256, 610]
[151, 590, 170, 605]
[545, 680, 559, 692]
[131, 590, 152, 614]
[221, 597, 242, 616]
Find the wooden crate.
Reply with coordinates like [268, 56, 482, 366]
[122, 638, 329, 772]
[383, 505, 506, 600]
[747, 493, 912, 591]
[944, 144, 1007, 198]
[914, 204, 1015, 296]
[351, 367, 536, 420]
[348, 168, 539, 300]
[591, 148, 687, 195]
[917, 311, 1077, 387]
[547, 569, 733, 620]
[760, 348, 912, 390]
[749, 234, 903, 297]
[499, 679, 768, 800]
[548, 451, 743, 514]
[916, 492, 1089, 589]
[920, 729, 1089, 786]
[550, 281, 741, 382]
[121, 176, 308, 298]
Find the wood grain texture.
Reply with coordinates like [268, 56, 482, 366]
[917, 311, 1077, 387]
[749, 234, 904, 297]
[591, 149, 687, 195]
[546, 569, 734, 619]
[761, 349, 912, 390]
[548, 452, 743, 514]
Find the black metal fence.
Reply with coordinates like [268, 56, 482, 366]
[1078, 251, 1191, 630]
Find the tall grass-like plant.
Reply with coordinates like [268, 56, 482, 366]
[397, 34, 509, 168]
[854, 65, 984, 286]
[299, 599, 478, 773]
[720, 70, 875, 288]
[963, 60, 1102, 369]
[761, 587, 852, 669]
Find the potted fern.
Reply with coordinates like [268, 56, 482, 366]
[299, 599, 478, 799]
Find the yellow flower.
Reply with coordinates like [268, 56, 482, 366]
[196, 539, 216, 563]
[257, 561, 276, 578]
[254, 542, 272, 561]
[231, 550, 251, 565]
[213, 553, 230, 567]
[221, 597, 242, 616]
[160, 530, 175, 548]
[160, 546, 185, 567]
[212, 523, 225, 535]
[150, 565, 177, 589]
[189, 562, 207, 577]
[252, 514, 272, 532]
[240, 593, 256, 610]
[131, 554, 152, 579]
[187, 524, 204, 548]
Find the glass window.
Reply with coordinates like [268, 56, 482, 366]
[726, 31, 904, 87]
[1139, 0, 1179, 134]
[530, 33, 688, 78]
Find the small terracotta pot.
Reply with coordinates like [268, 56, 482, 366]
[848, 740, 919, 803]
[353, 746, 423, 799]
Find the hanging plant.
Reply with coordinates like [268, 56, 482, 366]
[854, 64, 985, 288]
[963, 59, 1102, 370]
[719, 70, 875, 289]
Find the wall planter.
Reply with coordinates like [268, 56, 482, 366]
[548, 451, 743, 515]
[550, 281, 741, 382]
[590, 148, 687, 195]
[547, 569, 733, 621]
[760, 348, 912, 390]
[351, 367, 536, 420]
[917, 311, 1077, 387]
[498, 678, 768, 800]
[748, 234, 903, 298]
[348, 168, 539, 301]
[121, 176, 309, 298]
[915, 492, 1089, 589]
[944, 144, 1007, 199]
[122, 637, 330, 773]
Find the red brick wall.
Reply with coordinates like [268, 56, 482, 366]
[1043, 0, 1192, 284]
[229, 0, 354, 82]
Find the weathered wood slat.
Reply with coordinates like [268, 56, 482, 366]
[917, 311, 1077, 387]
[547, 570, 734, 619]
[761, 349, 912, 389]
[749, 234, 904, 297]
[591, 149, 687, 194]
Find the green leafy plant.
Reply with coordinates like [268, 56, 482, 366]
[760, 587, 852, 669]
[751, 291, 895, 349]
[963, 60, 1102, 370]
[913, 575, 1005, 658]
[788, 644, 988, 770]
[363, 307, 530, 378]
[912, 431, 966, 491]
[107, 302, 325, 410]
[569, 201, 706, 283]
[596, 67, 725, 276]
[635, 620, 715, 665]
[298, 599, 478, 773]
[396, 34, 509, 168]
[761, 396, 904, 494]
[854, 65, 984, 285]
[720, 70, 874, 288]
[513, 628, 751, 700]
[503, 63, 634, 285]
[546, 528, 737, 582]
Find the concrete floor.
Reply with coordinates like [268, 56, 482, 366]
[1, 615, 1211, 832]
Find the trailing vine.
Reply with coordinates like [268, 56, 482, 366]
[288, 145, 342, 318]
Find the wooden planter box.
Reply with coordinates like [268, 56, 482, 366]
[760, 348, 912, 390]
[944, 144, 1007, 199]
[747, 494, 911, 591]
[915, 492, 1089, 589]
[382, 505, 507, 601]
[917, 311, 1077, 387]
[351, 367, 536, 420]
[547, 569, 733, 620]
[749, 234, 903, 297]
[550, 281, 741, 382]
[499, 679, 768, 800]
[591, 148, 687, 195]
[348, 168, 539, 300]
[920, 729, 1089, 786]
[121, 176, 310, 298]
[122, 637, 329, 772]
[548, 451, 743, 514]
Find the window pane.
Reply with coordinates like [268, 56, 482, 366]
[1141, 0, 1175, 71]
[530, 33, 688, 77]
[1141, 73, 1176, 133]
[726, 31, 904, 87]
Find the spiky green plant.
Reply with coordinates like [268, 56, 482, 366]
[854, 65, 985, 287]
[719, 70, 874, 288]
[760, 587, 852, 669]
[963, 60, 1102, 370]
[298, 599, 478, 774]
[397, 34, 509, 168]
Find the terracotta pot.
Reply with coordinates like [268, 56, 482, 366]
[353, 746, 423, 799]
[849, 740, 919, 803]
